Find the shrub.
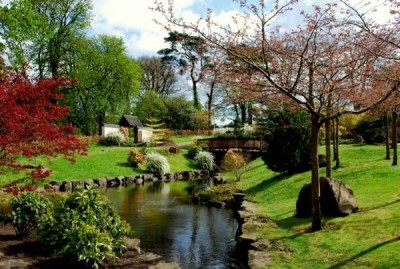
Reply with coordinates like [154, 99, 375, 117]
[100, 132, 126, 146]
[352, 117, 385, 144]
[187, 145, 202, 159]
[194, 151, 215, 171]
[145, 152, 170, 176]
[37, 188, 132, 268]
[9, 191, 52, 237]
[120, 127, 130, 141]
[127, 148, 144, 167]
[220, 150, 250, 181]
[260, 109, 311, 173]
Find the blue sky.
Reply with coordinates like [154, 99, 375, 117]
[1, 0, 391, 58]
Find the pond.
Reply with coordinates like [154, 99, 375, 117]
[104, 181, 247, 269]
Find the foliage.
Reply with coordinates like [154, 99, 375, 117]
[158, 31, 208, 110]
[163, 97, 199, 130]
[187, 145, 202, 159]
[261, 109, 311, 173]
[138, 56, 177, 97]
[194, 151, 215, 171]
[0, 0, 92, 77]
[37, 188, 132, 268]
[134, 90, 168, 123]
[145, 152, 170, 176]
[100, 132, 126, 146]
[196, 184, 241, 205]
[0, 68, 86, 174]
[120, 127, 130, 141]
[145, 117, 168, 145]
[220, 150, 250, 181]
[9, 191, 52, 237]
[352, 117, 385, 144]
[127, 148, 144, 167]
[67, 35, 142, 135]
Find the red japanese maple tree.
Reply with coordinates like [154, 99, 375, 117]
[0, 64, 86, 182]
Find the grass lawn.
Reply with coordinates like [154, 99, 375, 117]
[1, 142, 399, 268]
[230, 144, 400, 268]
[0, 144, 196, 184]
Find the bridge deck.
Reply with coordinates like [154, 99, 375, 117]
[197, 138, 267, 152]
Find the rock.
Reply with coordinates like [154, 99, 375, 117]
[248, 250, 272, 268]
[251, 239, 272, 251]
[94, 178, 107, 187]
[71, 180, 83, 191]
[318, 154, 327, 167]
[242, 221, 262, 232]
[296, 177, 358, 217]
[354, 135, 364, 144]
[138, 253, 163, 264]
[239, 232, 259, 243]
[126, 176, 137, 185]
[149, 262, 180, 269]
[124, 238, 141, 253]
[60, 181, 72, 192]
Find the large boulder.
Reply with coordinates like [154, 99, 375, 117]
[296, 177, 358, 217]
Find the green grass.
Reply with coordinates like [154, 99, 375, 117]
[169, 135, 212, 144]
[0, 145, 196, 183]
[230, 144, 400, 268]
[1, 142, 399, 268]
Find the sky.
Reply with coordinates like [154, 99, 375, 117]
[1, 0, 392, 58]
[89, 0, 391, 58]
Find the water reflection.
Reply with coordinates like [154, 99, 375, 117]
[105, 182, 242, 269]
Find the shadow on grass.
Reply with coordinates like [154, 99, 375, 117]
[245, 172, 294, 195]
[275, 215, 310, 230]
[327, 236, 400, 269]
[360, 199, 400, 213]
[116, 162, 131, 168]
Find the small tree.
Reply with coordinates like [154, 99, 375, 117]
[0, 67, 86, 178]
[261, 109, 311, 173]
[220, 150, 250, 181]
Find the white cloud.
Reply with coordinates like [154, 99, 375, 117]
[91, 0, 202, 57]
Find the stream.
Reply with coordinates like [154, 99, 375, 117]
[105, 181, 246, 269]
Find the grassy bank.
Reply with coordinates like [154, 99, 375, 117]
[230, 144, 400, 268]
[0, 144, 195, 185]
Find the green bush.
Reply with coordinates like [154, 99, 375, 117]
[145, 152, 170, 176]
[9, 192, 52, 237]
[260, 109, 311, 173]
[352, 117, 385, 144]
[100, 132, 126, 146]
[127, 148, 144, 167]
[187, 145, 202, 159]
[37, 188, 132, 268]
[194, 151, 215, 171]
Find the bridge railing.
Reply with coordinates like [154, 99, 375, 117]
[197, 137, 267, 152]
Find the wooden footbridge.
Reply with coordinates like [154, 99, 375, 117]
[197, 137, 267, 153]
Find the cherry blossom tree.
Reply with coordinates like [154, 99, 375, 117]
[153, 0, 398, 231]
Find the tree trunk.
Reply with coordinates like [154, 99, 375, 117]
[334, 117, 340, 169]
[98, 111, 105, 136]
[325, 120, 332, 178]
[332, 119, 337, 161]
[385, 111, 391, 160]
[311, 116, 322, 231]
[192, 80, 201, 110]
[207, 81, 215, 129]
[392, 109, 398, 166]
[240, 102, 247, 124]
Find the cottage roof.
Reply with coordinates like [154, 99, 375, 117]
[119, 115, 143, 128]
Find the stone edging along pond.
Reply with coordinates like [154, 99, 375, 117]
[44, 170, 226, 192]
